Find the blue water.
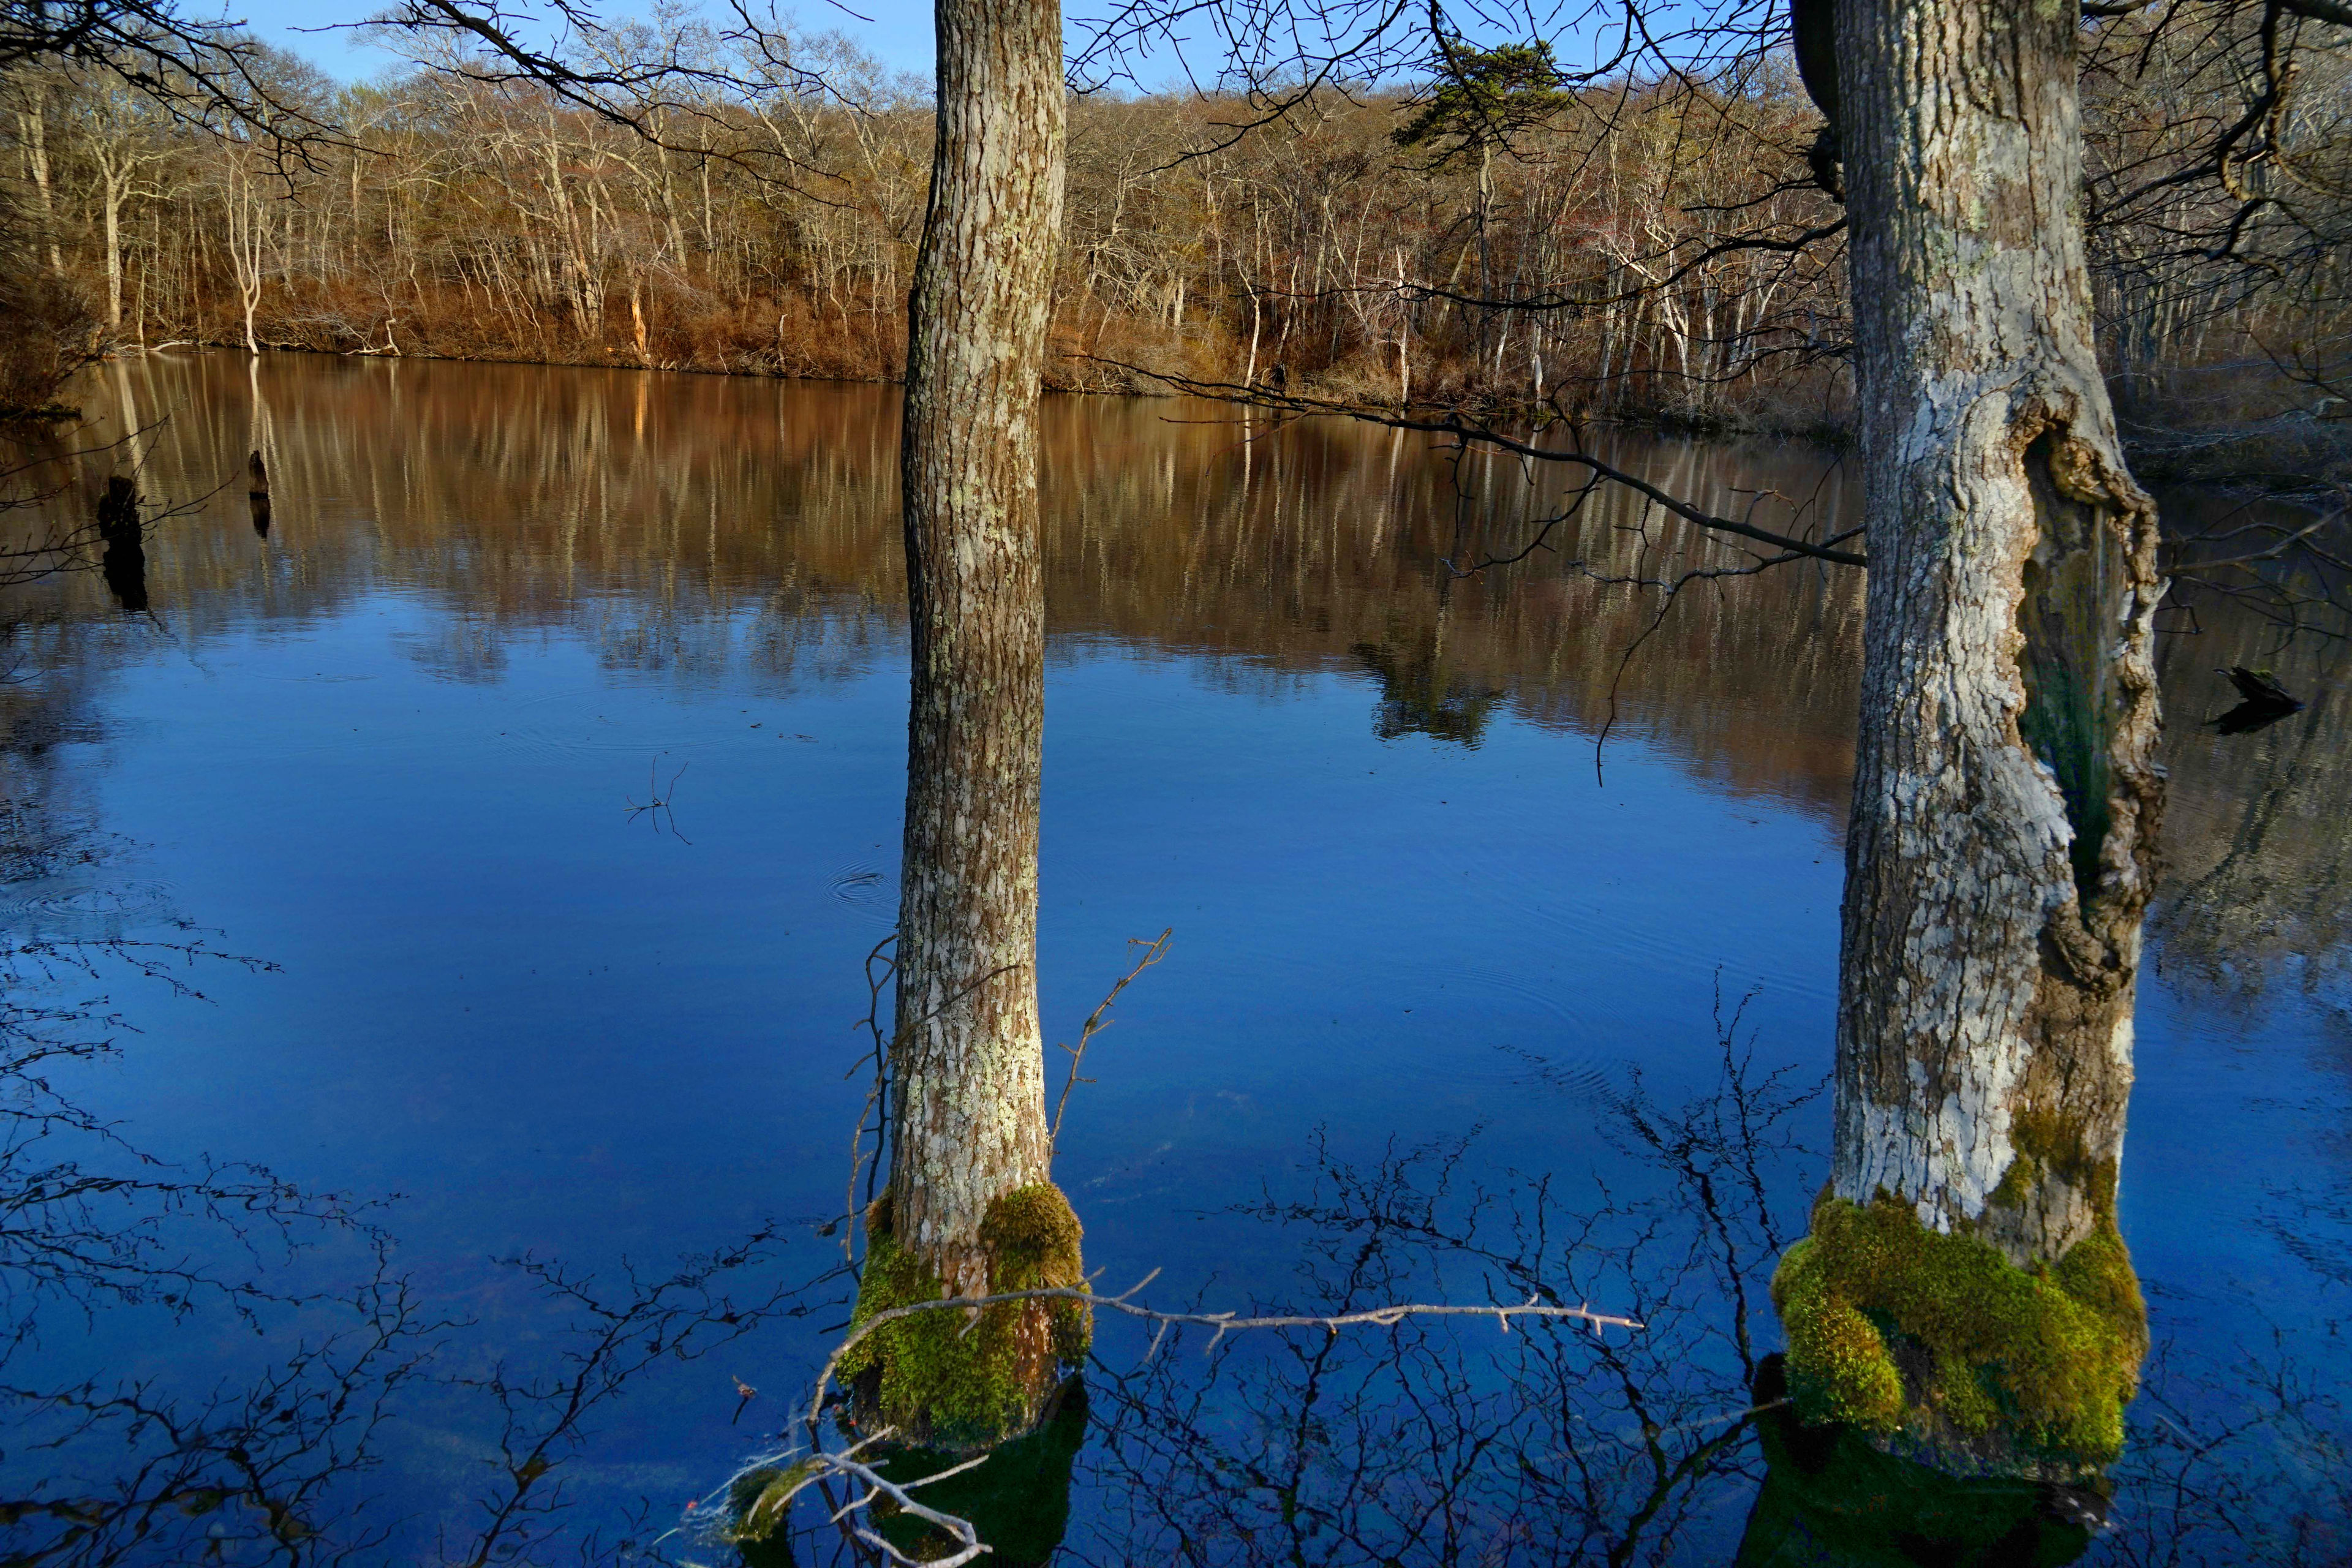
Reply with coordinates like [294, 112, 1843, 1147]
[2, 353, 2344, 1564]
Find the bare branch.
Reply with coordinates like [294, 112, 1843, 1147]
[1050, 927, 1174, 1150]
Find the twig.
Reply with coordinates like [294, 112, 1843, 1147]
[842, 932, 899, 1268]
[747, 1277, 1640, 1564]
[679, 1431, 993, 1568]
[1050, 928, 1173, 1150]
[810, 1440, 992, 1567]
[1071, 358, 1869, 567]
[622, 757, 691, 843]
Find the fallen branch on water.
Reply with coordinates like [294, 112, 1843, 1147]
[801, 1269, 1643, 1440]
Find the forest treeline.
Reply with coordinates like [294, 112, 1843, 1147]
[2, 7, 2347, 440]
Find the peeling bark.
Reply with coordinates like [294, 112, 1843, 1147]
[1830, 0, 2163, 1287]
[875, 0, 1068, 1443]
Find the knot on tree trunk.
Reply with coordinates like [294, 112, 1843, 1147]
[2041, 909, 2132, 997]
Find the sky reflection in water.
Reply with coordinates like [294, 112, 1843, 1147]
[0, 353, 2345, 1564]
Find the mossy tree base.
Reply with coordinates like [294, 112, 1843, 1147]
[1736, 1355, 2100, 1568]
[840, 1183, 1091, 1453]
[1770, 1194, 2146, 1478]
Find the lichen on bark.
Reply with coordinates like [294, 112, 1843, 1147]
[1772, 1193, 2146, 1474]
[841, 1185, 1090, 1452]
[889, 0, 1066, 1291]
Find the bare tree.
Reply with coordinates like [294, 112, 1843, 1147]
[1754, 0, 2166, 1478]
[49, 64, 174, 330]
[0, 0, 312, 127]
[849, 0, 1088, 1454]
[1065, 0, 2348, 1482]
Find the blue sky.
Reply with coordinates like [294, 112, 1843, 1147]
[232, 0, 1627, 96]
[230, 0, 939, 81]
[228, 0, 1646, 104]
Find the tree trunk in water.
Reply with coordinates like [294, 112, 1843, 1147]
[1774, 0, 2159, 1479]
[845, 0, 1088, 1455]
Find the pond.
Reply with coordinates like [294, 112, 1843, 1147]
[1, 352, 2345, 1564]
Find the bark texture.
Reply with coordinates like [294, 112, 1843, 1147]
[1787, 0, 2154, 1476]
[870, 0, 1069, 1446]
[1806, 0, 2163, 1469]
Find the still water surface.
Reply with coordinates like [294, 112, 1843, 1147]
[1, 353, 2345, 1563]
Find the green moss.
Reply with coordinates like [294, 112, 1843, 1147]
[1774, 1238, 1905, 1431]
[1736, 1356, 2096, 1567]
[727, 1462, 810, 1567]
[1770, 1194, 2146, 1468]
[978, 1184, 1094, 1363]
[839, 1183, 1091, 1450]
[1988, 1155, 2039, 1213]
[2003, 1104, 2117, 1225]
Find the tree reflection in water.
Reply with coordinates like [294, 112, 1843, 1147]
[1352, 631, 1504, 747]
[723, 979, 2344, 1568]
[1, 639, 399, 1562]
[18, 930, 2337, 1568]
[2, 360, 2348, 1564]
[1044, 995, 1819, 1567]
[2154, 609, 2352, 1008]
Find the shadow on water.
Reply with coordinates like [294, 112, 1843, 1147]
[2206, 666, 2304, 736]
[875, 1382, 1089, 1567]
[1736, 1358, 2102, 1567]
[723, 1389, 1090, 1568]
